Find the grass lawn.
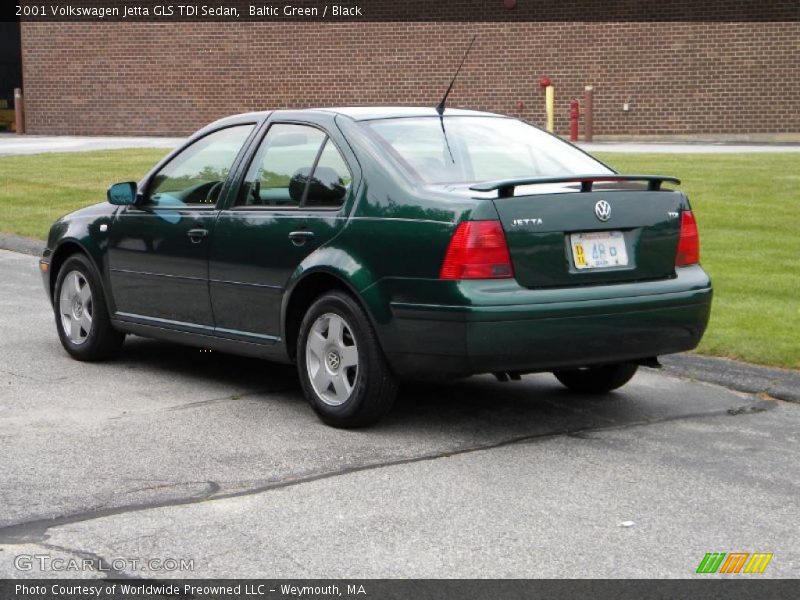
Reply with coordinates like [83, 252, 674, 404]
[0, 149, 798, 368]
[0, 148, 170, 240]
[597, 152, 799, 369]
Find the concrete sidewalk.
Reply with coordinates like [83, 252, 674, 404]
[579, 141, 800, 154]
[0, 134, 183, 155]
[2, 133, 800, 156]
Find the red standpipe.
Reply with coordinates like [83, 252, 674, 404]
[569, 99, 580, 142]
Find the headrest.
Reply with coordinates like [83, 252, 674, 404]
[289, 167, 346, 206]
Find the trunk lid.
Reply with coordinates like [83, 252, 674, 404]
[491, 186, 684, 288]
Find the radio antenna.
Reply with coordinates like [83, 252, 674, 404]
[436, 35, 477, 115]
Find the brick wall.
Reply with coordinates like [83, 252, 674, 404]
[19, 21, 800, 136]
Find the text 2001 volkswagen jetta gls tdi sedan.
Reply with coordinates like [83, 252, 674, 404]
[41, 107, 712, 427]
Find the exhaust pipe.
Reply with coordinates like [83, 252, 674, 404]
[493, 371, 523, 382]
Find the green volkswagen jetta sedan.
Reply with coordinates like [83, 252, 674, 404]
[41, 107, 712, 427]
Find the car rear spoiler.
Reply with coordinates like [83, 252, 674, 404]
[469, 174, 681, 198]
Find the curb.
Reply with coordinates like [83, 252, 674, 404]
[661, 354, 799, 404]
[1, 232, 797, 402]
[0, 233, 45, 257]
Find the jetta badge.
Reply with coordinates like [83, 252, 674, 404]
[511, 218, 543, 227]
[595, 200, 611, 222]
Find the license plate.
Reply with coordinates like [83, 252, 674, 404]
[570, 231, 628, 270]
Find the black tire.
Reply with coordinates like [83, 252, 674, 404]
[297, 291, 398, 428]
[553, 363, 639, 394]
[53, 254, 125, 361]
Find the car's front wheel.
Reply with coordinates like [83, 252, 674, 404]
[553, 363, 638, 394]
[297, 291, 397, 428]
[54, 254, 125, 361]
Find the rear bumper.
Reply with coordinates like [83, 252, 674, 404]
[380, 265, 712, 378]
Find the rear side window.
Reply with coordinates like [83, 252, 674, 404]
[237, 124, 351, 209]
[147, 124, 254, 207]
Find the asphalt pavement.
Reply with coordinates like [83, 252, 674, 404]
[0, 249, 798, 578]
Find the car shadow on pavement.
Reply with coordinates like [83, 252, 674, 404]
[387, 377, 639, 435]
[117, 335, 300, 393]
[116, 336, 644, 435]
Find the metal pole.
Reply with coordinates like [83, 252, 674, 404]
[569, 99, 580, 142]
[545, 85, 555, 133]
[583, 85, 594, 143]
[13, 88, 24, 135]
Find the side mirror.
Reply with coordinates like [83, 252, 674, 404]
[107, 182, 138, 205]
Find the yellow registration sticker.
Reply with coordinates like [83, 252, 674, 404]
[574, 244, 587, 267]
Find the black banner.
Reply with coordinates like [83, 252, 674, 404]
[2, 580, 800, 600]
[3, 0, 800, 22]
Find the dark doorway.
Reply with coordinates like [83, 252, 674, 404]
[0, 22, 22, 131]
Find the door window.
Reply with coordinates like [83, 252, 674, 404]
[238, 124, 351, 209]
[147, 124, 254, 207]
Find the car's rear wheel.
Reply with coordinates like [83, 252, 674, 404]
[54, 254, 125, 361]
[553, 363, 638, 394]
[297, 291, 397, 428]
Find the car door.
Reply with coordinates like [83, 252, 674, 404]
[107, 123, 256, 333]
[209, 119, 357, 343]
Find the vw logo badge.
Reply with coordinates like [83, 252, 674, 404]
[595, 200, 611, 222]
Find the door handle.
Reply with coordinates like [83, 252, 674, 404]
[288, 230, 315, 246]
[187, 228, 208, 243]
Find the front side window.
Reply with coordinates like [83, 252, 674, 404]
[147, 124, 254, 207]
[238, 124, 352, 209]
[362, 116, 612, 185]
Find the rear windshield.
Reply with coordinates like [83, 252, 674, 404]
[362, 116, 612, 185]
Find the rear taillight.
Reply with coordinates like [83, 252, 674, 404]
[676, 210, 700, 266]
[440, 220, 513, 280]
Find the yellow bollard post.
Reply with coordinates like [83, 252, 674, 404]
[545, 85, 555, 133]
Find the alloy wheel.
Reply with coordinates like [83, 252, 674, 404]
[59, 270, 93, 345]
[305, 312, 359, 406]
